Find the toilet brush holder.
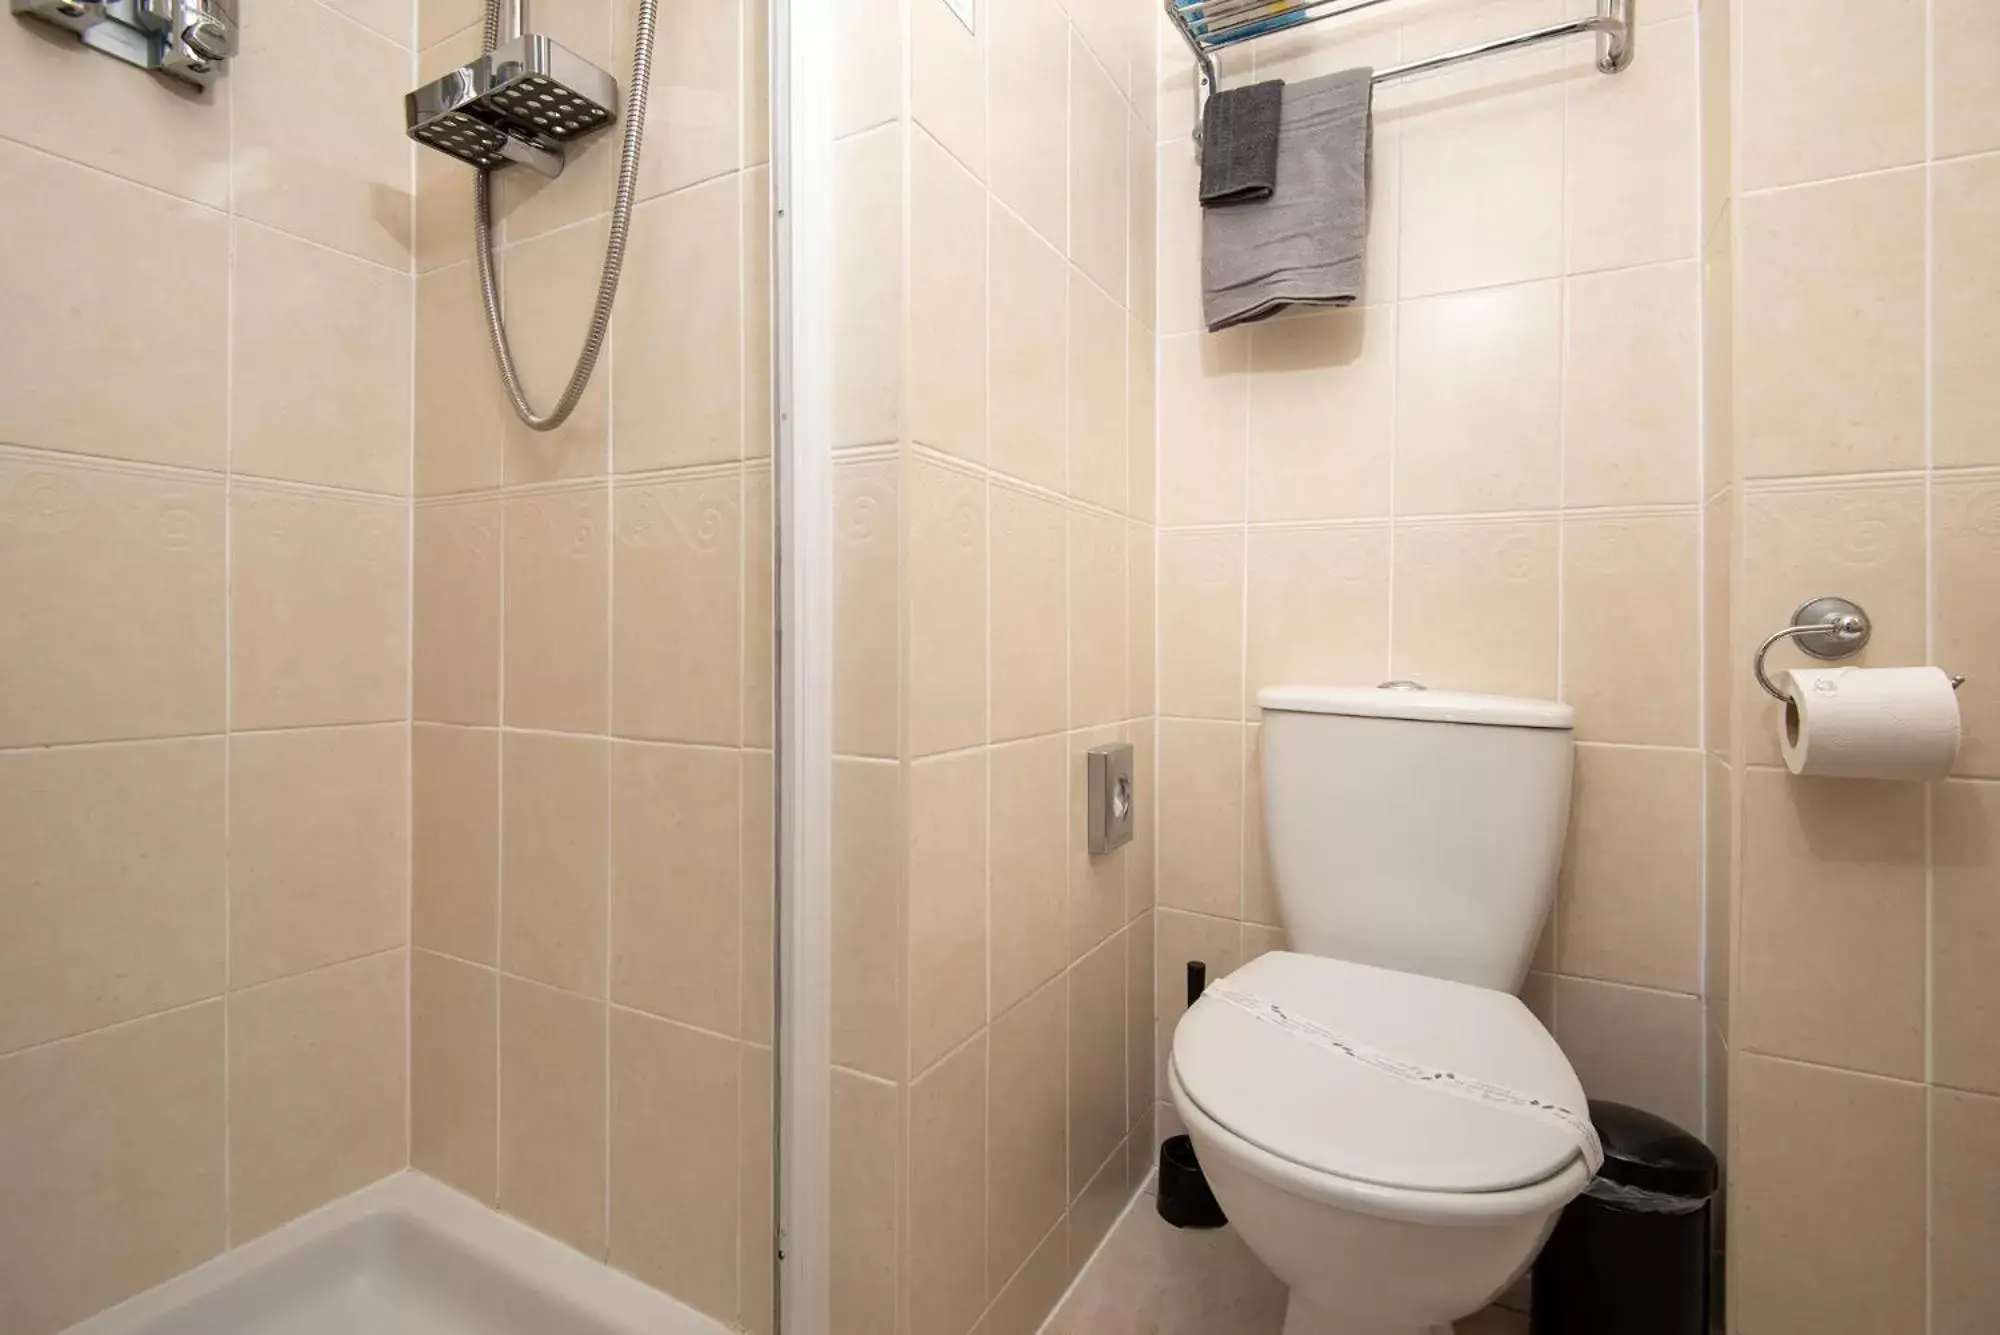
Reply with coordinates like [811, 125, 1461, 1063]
[1158, 960, 1228, 1229]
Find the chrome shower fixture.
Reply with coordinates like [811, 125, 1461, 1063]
[404, 33, 619, 178]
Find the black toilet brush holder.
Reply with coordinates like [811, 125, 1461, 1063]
[1158, 961, 1228, 1230]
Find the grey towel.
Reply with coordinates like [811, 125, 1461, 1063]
[1199, 79, 1285, 206]
[1202, 68, 1374, 333]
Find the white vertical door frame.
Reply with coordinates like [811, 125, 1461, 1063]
[770, 0, 833, 1330]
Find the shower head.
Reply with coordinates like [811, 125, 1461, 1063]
[405, 34, 620, 177]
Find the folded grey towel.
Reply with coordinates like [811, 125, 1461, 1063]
[1202, 67, 1374, 333]
[1199, 79, 1285, 206]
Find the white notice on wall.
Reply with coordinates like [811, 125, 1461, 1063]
[942, 0, 974, 34]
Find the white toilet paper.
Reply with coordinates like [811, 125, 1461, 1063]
[1778, 667, 1962, 780]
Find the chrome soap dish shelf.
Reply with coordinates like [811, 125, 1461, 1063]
[1752, 597, 1968, 701]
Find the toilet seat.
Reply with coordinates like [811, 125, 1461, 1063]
[1172, 953, 1592, 1204]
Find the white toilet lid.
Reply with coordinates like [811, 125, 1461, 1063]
[1173, 952, 1590, 1194]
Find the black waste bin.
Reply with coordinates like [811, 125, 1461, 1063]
[1531, 1100, 1720, 1335]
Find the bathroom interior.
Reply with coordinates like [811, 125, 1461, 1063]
[1, 0, 1995, 1332]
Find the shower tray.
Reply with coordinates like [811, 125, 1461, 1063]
[62, 1173, 726, 1335]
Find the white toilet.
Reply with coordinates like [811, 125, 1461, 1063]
[1168, 685, 1594, 1335]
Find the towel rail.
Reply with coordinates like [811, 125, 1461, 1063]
[1169, 0, 1634, 148]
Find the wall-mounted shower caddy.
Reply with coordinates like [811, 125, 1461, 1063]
[12, 0, 237, 87]
[1167, 0, 1633, 151]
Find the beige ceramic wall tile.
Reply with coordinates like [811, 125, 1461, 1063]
[498, 976, 607, 1256]
[1129, 522, 1157, 717]
[622, 0, 742, 197]
[230, 725, 409, 988]
[1070, 271, 1129, 513]
[1563, 264, 1701, 508]
[1936, 0, 2000, 159]
[974, 1218, 1071, 1335]
[0, 143, 227, 471]
[990, 485, 1069, 741]
[911, 134, 989, 463]
[738, 1042, 775, 1335]
[411, 949, 498, 1203]
[0, 1002, 223, 1335]
[1565, 15, 1698, 274]
[0, 14, 229, 207]
[232, 486, 407, 731]
[744, 170, 774, 461]
[1933, 1087, 2000, 1335]
[413, 724, 500, 964]
[1702, 491, 1734, 758]
[1158, 528, 1245, 720]
[0, 460, 224, 749]
[231, 223, 411, 494]
[1558, 745, 1702, 993]
[232, 0, 412, 267]
[416, 262, 506, 495]
[1071, 36, 1129, 305]
[1396, 64, 1564, 299]
[1245, 524, 1392, 710]
[1934, 156, 2000, 470]
[503, 486, 609, 734]
[1158, 331, 1248, 526]
[1395, 281, 1562, 515]
[1246, 309, 1395, 523]
[1737, 170, 1925, 478]
[1560, 513, 1701, 746]
[610, 742, 742, 1035]
[991, 737, 1070, 1018]
[833, 458, 901, 757]
[833, 0, 903, 135]
[907, 458, 988, 756]
[1738, 481, 1926, 766]
[1069, 935, 1127, 1199]
[414, 498, 503, 725]
[1070, 508, 1129, 729]
[1129, 113, 1158, 328]
[615, 178, 745, 473]
[1737, 0, 1924, 192]
[321, 0, 412, 48]
[229, 952, 407, 1241]
[739, 751, 777, 1047]
[498, 221, 613, 484]
[909, 749, 989, 1074]
[1155, 143, 1204, 338]
[909, 1033, 988, 1335]
[1068, 721, 1134, 964]
[1553, 977, 1702, 1132]
[991, 206, 1069, 492]
[1242, 725, 1280, 928]
[829, 1070, 899, 1335]
[1737, 767, 1926, 1078]
[1157, 720, 1244, 920]
[990, 0, 1070, 247]
[833, 128, 904, 448]
[1390, 519, 1558, 697]
[1704, 754, 1733, 1033]
[1936, 480, 2000, 780]
[1067, 1133, 1129, 1269]
[0, 738, 223, 1056]
[612, 474, 744, 745]
[1934, 780, 2000, 1096]
[911, 0, 985, 176]
[1128, 321, 1158, 523]
[608, 1009, 742, 1321]
[743, 466, 776, 748]
[1701, 221, 1733, 498]
[500, 731, 611, 997]
[988, 978, 1067, 1288]
[1730, 1053, 1926, 1335]
[992, 208, 1072, 495]
[832, 758, 904, 1079]
[1127, 911, 1156, 1129]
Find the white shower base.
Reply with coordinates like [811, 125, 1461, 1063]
[64, 1172, 728, 1335]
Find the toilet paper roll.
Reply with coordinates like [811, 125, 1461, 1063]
[1778, 667, 1962, 780]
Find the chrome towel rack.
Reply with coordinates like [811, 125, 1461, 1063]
[1167, 0, 1634, 147]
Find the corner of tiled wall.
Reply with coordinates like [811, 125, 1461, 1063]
[1721, 2, 2000, 1332]
[0, 1, 418, 1330]
[407, 0, 777, 1329]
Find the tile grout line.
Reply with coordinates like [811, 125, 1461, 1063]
[1922, 3, 1939, 1332]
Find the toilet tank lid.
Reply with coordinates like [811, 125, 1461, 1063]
[1258, 686, 1574, 730]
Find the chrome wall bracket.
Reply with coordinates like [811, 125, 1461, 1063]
[12, 0, 238, 88]
[1752, 596, 1968, 701]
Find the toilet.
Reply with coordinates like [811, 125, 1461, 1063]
[1168, 685, 1594, 1335]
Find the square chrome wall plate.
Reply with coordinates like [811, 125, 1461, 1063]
[1087, 743, 1136, 855]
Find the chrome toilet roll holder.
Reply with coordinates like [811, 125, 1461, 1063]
[1753, 596, 1968, 700]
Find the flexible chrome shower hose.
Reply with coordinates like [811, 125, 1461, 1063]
[474, 0, 658, 432]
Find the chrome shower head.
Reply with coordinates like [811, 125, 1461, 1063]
[405, 34, 620, 177]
